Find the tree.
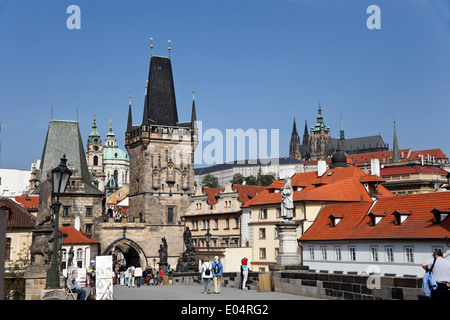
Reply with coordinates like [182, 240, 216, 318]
[230, 173, 244, 185]
[201, 173, 219, 188]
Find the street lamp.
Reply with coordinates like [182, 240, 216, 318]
[46, 155, 72, 289]
[204, 228, 212, 259]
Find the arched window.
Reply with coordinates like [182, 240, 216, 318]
[93, 155, 98, 166]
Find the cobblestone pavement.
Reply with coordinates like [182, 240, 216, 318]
[112, 283, 321, 300]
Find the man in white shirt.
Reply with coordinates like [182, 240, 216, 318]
[422, 249, 450, 300]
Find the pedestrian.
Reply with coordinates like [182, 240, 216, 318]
[67, 269, 86, 300]
[120, 269, 125, 286]
[241, 257, 249, 290]
[135, 265, 143, 287]
[159, 268, 164, 285]
[124, 266, 130, 286]
[212, 256, 223, 294]
[201, 257, 213, 294]
[422, 249, 450, 300]
[128, 265, 135, 287]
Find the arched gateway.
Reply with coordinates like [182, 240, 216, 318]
[102, 238, 148, 269]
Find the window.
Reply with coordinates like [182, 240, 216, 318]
[260, 209, 268, 219]
[370, 247, 379, 262]
[167, 207, 174, 223]
[63, 206, 70, 217]
[61, 249, 67, 260]
[93, 156, 98, 166]
[335, 247, 342, 261]
[77, 248, 83, 260]
[275, 248, 279, 258]
[321, 247, 327, 260]
[259, 248, 266, 259]
[405, 247, 414, 263]
[85, 224, 92, 235]
[329, 214, 343, 227]
[259, 228, 266, 239]
[369, 212, 385, 226]
[225, 218, 230, 229]
[431, 208, 450, 224]
[276, 207, 281, 218]
[393, 210, 412, 225]
[5, 237, 11, 260]
[85, 206, 93, 217]
[233, 218, 239, 229]
[386, 247, 394, 262]
[349, 247, 356, 261]
[213, 219, 219, 230]
[309, 247, 315, 260]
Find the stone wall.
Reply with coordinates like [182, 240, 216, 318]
[171, 270, 429, 300]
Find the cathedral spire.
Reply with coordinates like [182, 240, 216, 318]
[339, 114, 345, 141]
[392, 118, 400, 163]
[289, 117, 301, 160]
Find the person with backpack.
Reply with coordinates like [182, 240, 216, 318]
[212, 256, 223, 294]
[201, 257, 213, 294]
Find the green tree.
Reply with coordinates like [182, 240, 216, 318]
[201, 173, 220, 188]
[230, 173, 244, 185]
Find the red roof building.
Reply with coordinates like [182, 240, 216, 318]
[299, 191, 450, 277]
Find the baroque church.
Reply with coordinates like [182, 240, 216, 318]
[85, 116, 130, 193]
[290, 103, 388, 161]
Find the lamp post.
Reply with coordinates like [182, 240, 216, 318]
[204, 228, 212, 259]
[46, 155, 72, 289]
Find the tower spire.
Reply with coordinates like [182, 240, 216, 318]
[127, 93, 133, 132]
[191, 88, 197, 127]
[392, 118, 400, 163]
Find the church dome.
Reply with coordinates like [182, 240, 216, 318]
[331, 151, 348, 167]
[103, 147, 129, 161]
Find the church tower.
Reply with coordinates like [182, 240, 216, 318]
[124, 46, 198, 267]
[289, 118, 301, 160]
[309, 103, 330, 160]
[85, 115, 105, 190]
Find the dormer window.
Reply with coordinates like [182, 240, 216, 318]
[368, 212, 386, 226]
[329, 214, 343, 227]
[431, 208, 450, 224]
[392, 210, 412, 225]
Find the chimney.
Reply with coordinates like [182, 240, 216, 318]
[318, 160, 327, 177]
[371, 158, 380, 177]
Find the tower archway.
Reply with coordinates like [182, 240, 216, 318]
[102, 238, 148, 270]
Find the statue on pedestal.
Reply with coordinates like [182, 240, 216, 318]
[175, 227, 199, 272]
[280, 176, 294, 221]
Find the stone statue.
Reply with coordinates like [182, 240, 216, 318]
[29, 170, 55, 268]
[159, 237, 168, 265]
[175, 227, 198, 272]
[36, 170, 54, 227]
[280, 176, 294, 220]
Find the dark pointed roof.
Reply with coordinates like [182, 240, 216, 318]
[34, 120, 102, 195]
[392, 119, 400, 163]
[142, 56, 178, 126]
[191, 90, 197, 128]
[127, 95, 133, 132]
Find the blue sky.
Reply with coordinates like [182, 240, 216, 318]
[1, 0, 450, 170]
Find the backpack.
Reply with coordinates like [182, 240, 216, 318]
[213, 262, 220, 274]
[204, 263, 211, 276]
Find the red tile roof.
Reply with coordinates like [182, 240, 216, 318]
[300, 191, 450, 241]
[243, 166, 394, 207]
[60, 226, 100, 244]
[347, 148, 448, 166]
[15, 195, 39, 208]
[380, 164, 448, 176]
[0, 197, 36, 229]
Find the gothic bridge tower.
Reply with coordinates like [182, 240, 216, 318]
[102, 43, 198, 270]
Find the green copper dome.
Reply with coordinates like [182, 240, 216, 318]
[103, 121, 129, 161]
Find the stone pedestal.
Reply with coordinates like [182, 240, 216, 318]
[24, 269, 47, 300]
[275, 221, 301, 266]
